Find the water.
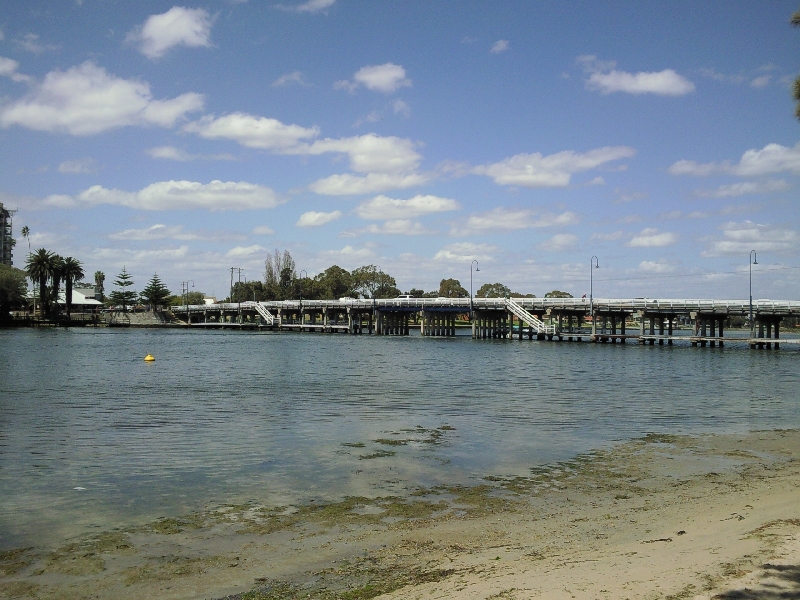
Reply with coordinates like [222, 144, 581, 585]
[1, 327, 798, 549]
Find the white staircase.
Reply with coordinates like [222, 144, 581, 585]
[505, 299, 556, 335]
[250, 302, 279, 326]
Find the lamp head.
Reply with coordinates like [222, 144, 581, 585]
[476, 266, 480, 272]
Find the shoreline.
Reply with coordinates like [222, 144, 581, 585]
[2, 429, 799, 599]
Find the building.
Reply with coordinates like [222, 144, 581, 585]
[0, 201, 15, 266]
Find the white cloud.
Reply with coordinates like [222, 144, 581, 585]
[702, 221, 799, 256]
[146, 145, 235, 161]
[360, 220, 433, 236]
[109, 224, 200, 241]
[356, 194, 459, 220]
[697, 68, 745, 85]
[0, 56, 32, 82]
[590, 230, 624, 241]
[271, 71, 310, 87]
[184, 112, 318, 151]
[296, 210, 342, 227]
[393, 99, 410, 117]
[578, 55, 695, 96]
[304, 133, 421, 174]
[319, 244, 374, 260]
[637, 260, 675, 273]
[226, 245, 266, 257]
[434, 242, 496, 262]
[750, 75, 771, 88]
[16, 33, 58, 54]
[670, 142, 800, 177]
[613, 189, 648, 203]
[46, 180, 282, 211]
[58, 157, 98, 174]
[278, 0, 335, 13]
[537, 233, 579, 252]
[473, 146, 635, 187]
[309, 172, 430, 196]
[695, 179, 789, 198]
[627, 228, 678, 247]
[490, 40, 509, 54]
[127, 7, 213, 59]
[336, 63, 411, 94]
[252, 225, 275, 235]
[451, 207, 579, 235]
[0, 62, 204, 135]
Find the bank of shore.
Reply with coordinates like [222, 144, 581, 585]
[2, 429, 799, 600]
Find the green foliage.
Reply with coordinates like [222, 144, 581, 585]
[476, 282, 511, 298]
[544, 290, 573, 298]
[109, 267, 137, 311]
[62, 257, 84, 318]
[94, 271, 105, 300]
[438, 278, 469, 298]
[316, 265, 354, 299]
[25, 248, 54, 317]
[140, 274, 171, 307]
[351, 265, 398, 298]
[169, 291, 205, 306]
[0, 264, 28, 320]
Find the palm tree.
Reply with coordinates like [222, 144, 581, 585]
[25, 248, 54, 318]
[94, 271, 105, 301]
[20, 226, 31, 312]
[62, 257, 84, 321]
[49, 255, 65, 319]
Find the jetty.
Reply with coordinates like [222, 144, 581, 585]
[170, 297, 800, 349]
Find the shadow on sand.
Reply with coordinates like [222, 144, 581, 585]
[714, 563, 800, 599]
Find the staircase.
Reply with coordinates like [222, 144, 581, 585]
[249, 302, 279, 326]
[505, 299, 556, 335]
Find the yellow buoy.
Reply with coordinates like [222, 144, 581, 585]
[144, 354, 155, 362]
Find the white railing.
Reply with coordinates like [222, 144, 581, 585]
[505, 299, 556, 335]
[248, 302, 278, 326]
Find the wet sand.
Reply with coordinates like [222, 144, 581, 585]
[2, 429, 799, 600]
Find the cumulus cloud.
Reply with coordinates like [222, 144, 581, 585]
[45, 180, 282, 211]
[304, 133, 421, 174]
[184, 112, 318, 151]
[226, 245, 266, 257]
[308, 172, 430, 196]
[702, 221, 799, 256]
[537, 233, 579, 252]
[669, 142, 800, 177]
[15, 33, 59, 54]
[127, 7, 213, 59]
[473, 146, 635, 188]
[0, 62, 204, 135]
[146, 145, 235, 161]
[578, 55, 695, 96]
[637, 260, 676, 273]
[335, 63, 411, 94]
[58, 157, 98, 174]
[451, 207, 579, 236]
[695, 179, 789, 198]
[319, 244, 374, 260]
[590, 230, 624, 241]
[750, 75, 771, 88]
[252, 225, 275, 235]
[434, 242, 496, 262]
[356, 194, 459, 220]
[277, 0, 335, 13]
[490, 40, 509, 54]
[271, 71, 310, 87]
[359, 220, 432, 235]
[0, 56, 32, 82]
[627, 228, 678, 247]
[296, 210, 342, 227]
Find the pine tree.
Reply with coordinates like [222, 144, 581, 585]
[109, 267, 137, 312]
[140, 273, 171, 308]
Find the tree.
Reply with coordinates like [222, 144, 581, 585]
[316, 265, 354, 299]
[20, 226, 30, 257]
[61, 257, 84, 320]
[25, 248, 54, 317]
[406, 288, 426, 298]
[169, 291, 205, 306]
[476, 282, 511, 298]
[109, 267, 137, 312]
[140, 274, 171, 308]
[544, 290, 573, 298]
[94, 271, 105, 301]
[793, 10, 800, 119]
[350, 265, 399, 299]
[438, 278, 469, 298]
[0, 264, 28, 321]
[49, 255, 64, 317]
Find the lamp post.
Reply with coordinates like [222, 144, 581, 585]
[299, 269, 307, 326]
[470, 260, 480, 316]
[590, 256, 599, 335]
[180, 280, 194, 325]
[749, 250, 758, 335]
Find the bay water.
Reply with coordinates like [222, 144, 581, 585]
[1, 327, 798, 550]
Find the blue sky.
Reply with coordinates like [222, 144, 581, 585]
[1, 0, 799, 300]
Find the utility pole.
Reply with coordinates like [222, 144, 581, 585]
[230, 267, 243, 322]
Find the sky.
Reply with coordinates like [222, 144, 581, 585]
[1, 0, 799, 300]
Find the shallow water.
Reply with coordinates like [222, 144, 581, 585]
[1, 327, 798, 549]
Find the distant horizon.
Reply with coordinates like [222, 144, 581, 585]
[1, 1, 798, 300]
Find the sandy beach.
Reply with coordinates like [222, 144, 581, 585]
[2, 429, 799, 600]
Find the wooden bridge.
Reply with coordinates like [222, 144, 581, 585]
[170, 297, 800, 349]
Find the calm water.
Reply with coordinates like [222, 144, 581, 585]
[1, 327, 798, 549]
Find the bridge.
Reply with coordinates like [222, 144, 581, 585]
[169, 297, 800, 349]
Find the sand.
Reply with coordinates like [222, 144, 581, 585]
[2, 429, 799, 600]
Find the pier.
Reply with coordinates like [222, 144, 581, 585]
[170, 297, 800, 349]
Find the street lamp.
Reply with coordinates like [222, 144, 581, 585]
[181, 280, 194, 325]
[299, 269, 307, 325]
[749, 250, 758, 334]
[470, 260, 480, 316]
[590, 256, 599, 334]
